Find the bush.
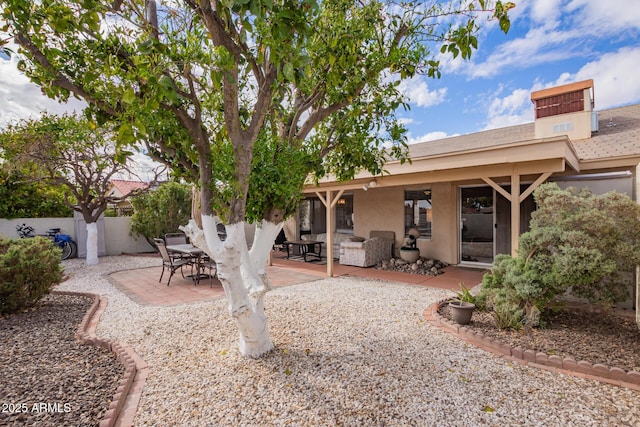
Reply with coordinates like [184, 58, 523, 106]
[129, 182, 192, 244]
[0, 237, 64, 315]
[478, 183, 640, 328]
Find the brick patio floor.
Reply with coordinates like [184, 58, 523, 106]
[108, 252, 487, 306]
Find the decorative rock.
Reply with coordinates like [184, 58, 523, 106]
[0, 293, 124, 426]
[375, 257, 447, 276]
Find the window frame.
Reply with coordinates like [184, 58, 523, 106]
[404, 189, 432, 239]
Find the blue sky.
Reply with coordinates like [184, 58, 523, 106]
[399, 0, 640, 143]
[1, 0, 639, 147]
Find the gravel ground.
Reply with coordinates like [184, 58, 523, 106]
[13, 256, 640, 426]
[440, 304, 640, 372]
[0, 293, 123, 426]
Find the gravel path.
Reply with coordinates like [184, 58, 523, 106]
[51, 256, 640, 426]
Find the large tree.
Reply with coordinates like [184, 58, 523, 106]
[0, 113, 163, 264]
[1, 0, 513, 357]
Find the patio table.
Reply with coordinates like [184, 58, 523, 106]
[166, 244, 211, 282]
[283, 240, 323, 262]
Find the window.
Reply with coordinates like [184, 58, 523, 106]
[335, 194, 354, 233]
[404, 189, 432, 238]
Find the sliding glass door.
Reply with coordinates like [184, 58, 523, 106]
[460, 187, 494, 264]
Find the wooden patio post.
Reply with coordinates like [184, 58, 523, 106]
[325, 190, 334, 277]
[316, 189, 344, 277]
[510, 172, 520, 258]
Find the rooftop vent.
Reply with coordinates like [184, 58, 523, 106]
[531, 79, 595, 140]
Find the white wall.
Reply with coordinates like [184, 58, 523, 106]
[0, 217, 153, 256]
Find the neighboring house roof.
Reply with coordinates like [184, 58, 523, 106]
[109, 180, 149, 198]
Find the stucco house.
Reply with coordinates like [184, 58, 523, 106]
[107, 179, 149, 216]
[295, 79, 640, 281]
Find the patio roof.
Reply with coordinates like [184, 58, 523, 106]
[304, 103, 640, 193]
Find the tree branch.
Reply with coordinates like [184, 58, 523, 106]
[14, 33, 119, 117]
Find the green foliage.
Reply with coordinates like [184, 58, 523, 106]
[478, 183, 640, 327]
[491, 300, 523, 330]
[453, 282, 476, 303]
[0, 168, 72, 218]
[0, 0, 513, 227]
[0, 113, 153, 224]
[245, 132, 318, 222]
[0, 237, 64, 315]
[130, 182, 192, 241]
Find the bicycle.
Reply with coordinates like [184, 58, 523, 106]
[16, 224, 78, 260]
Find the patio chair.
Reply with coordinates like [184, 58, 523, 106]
[164, 232, 192, 261]
[164, 232, 187, 245]
[196, 256, 217, 287]
[154, 238, 193, 286]
[272, 229, 287, 252]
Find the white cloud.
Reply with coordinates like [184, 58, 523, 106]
[553, 46, 640, 109]
[407, 131, 454, 145]
[398, 77, 447, 108]
[464, 0, 640, 79]
[0, 49, 86, 129]
[482, 88, 533, 130]
[530, 0, 563, 23]
[566, 0, 640, 34]
[468, 26, 582, 78]
[397, 117, 416, 126]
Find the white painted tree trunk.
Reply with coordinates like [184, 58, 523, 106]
[182, 216, 282, 358]
[86, 222, 99, 265]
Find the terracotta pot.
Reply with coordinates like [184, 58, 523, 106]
[449, 301, 476, 325]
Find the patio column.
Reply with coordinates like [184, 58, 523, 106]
[510, 173, 520, 258]
[316, 189, 344, 277]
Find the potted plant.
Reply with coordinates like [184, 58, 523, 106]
[448, 283, 476, 325]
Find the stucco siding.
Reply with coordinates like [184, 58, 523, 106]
[353, 187, 404, 253]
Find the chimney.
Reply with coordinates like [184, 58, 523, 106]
[531, 79, 595, 140]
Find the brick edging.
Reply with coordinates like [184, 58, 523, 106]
[424, 299, 640, 391]
[53, 291, 147, 427]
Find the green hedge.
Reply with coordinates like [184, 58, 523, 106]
[0, 237, 64, 315]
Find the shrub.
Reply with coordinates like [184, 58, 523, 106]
[478, 183, 640, 327]
[0, 237, 64, 315]
[129, 181, 192, 245]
